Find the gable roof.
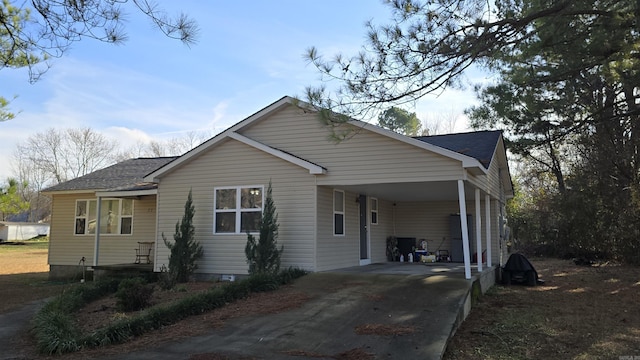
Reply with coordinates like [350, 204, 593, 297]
[414, 131, 502, 169]
[42, 157, 177, 194]
[146, 97, 499, 181]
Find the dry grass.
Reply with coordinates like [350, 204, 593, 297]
[0, 240, 70, 314]
[444, 258, 640, 360]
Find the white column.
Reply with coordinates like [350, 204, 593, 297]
[485, 194, 492, 267]
[93, 196, 102, 267]
[457, 180, 471, 279]
[475, 188, 482, 272]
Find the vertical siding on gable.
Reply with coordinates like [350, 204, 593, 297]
[48, 194, 159, 266]
[241, 105, 464, 185]
[155, 139, 317, 275]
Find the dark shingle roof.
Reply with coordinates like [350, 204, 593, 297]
[42, 157, 177, 193]
[413, 130, 502, 168]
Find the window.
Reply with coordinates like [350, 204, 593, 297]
[371, 197, 378, 225]
[74, 198, 134, 235]
[333, 189, 345, 236]
[214, 186, 263, 234]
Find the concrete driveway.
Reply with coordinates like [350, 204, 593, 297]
[106, 263, 481, 360]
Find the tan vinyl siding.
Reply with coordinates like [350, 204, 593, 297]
[315, 186, 360, 271]
[241, 105, 464, 185]
[392, 200, 498, 260]
[48, 194, 158, 266]
[393, 201, 461, 254]
[370, 198, 394, 263]
[155, 139, 316, 275]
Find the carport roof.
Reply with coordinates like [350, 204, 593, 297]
[414, 130, 502, 169]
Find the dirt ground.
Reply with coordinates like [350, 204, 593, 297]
[444, 258, 640, 360]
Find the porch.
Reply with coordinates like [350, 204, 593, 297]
[91, 263, 155, 280]
[326, 177, 507, 279]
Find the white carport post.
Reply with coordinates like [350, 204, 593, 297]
[457, 180, 472, 279]
[485, 194, 492, 267]
[475, 188, 483, 272]
[93, 196, 103, 267]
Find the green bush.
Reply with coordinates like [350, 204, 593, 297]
[35, 268, 308, 355]
[163, 189, 203, 283]
[32, 278, 120, 355]
[115, 278, 154, 312]
[245, 181, 283, 275]
[157, 264, 177, 290]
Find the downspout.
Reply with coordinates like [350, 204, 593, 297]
[93, 196, 102, 267]
[457, 179, 472, 279]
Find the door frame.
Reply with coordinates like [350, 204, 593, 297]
[358, 194, 371, 265]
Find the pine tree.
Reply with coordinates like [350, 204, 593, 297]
[245, 181, 283, 275]
[163, 189, 203, 283]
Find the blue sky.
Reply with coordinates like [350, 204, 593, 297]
[1, 1, 485, 181]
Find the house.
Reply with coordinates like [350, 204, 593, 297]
[0, 221, 50, 242]
[43, 96, 513, 280]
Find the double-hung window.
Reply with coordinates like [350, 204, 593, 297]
[333, 189, 345, 236]
[214, 186, 263, 234]
[371, 197, 378, 225]
[74, 198, 134, 235]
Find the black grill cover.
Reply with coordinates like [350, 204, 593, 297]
[502, 253, 540, 285]
[503, 253, 537, 272]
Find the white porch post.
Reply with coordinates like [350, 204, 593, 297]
[485, 194, 492, 267]
[475, 188, 482, 272]
[93, 196, 103, 267]
[457, 180, 472, 279]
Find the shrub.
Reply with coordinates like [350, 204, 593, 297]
[35, 269, 309, 355]
[115, 278, 154, 311]
[163, 189, 204, 283]
[245, 181, 283, 275]
[157, 264, 177, 290]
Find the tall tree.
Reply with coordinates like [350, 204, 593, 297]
[305, 0, 640, 127]
[0, 178, 29, 221]
[0, 0, 198, 120]
[377, 106, 422, 136]
[15, 127, 119, 186]
[113, 130, 211, 162]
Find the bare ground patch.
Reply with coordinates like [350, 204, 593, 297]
[444, 258, 640, 360]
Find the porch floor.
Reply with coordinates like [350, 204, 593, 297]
[91, 263, 154, 280]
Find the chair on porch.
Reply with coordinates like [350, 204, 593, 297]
[135, 242, 154, 264]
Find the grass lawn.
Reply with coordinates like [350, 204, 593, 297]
[0, 238, 71, 313]
[444, 258, 640, 360]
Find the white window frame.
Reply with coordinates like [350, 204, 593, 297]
[74, 198, 134, 236]
[333, 189, 345, 236]
[214, 185, 264, 234]
[370, 197, 378, 225]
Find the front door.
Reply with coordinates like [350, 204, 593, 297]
[359, 194, 370, 264]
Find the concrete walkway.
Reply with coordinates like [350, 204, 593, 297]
[0, 263, 494, 360]
[0, 298, 49, 360]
